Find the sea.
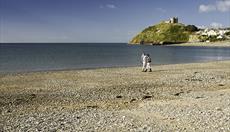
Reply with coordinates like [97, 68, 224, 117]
[1, 43, 230, 73]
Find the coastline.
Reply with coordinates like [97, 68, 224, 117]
[1, 60, 228, 75]
[1, 60, 230, 131]
[129, 40, 230, 47]
[2, 60, 229, 75]
[167, 40, 230, 47]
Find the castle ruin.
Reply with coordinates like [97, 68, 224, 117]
[164, 17, 178, 24]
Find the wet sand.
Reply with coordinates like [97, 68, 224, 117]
[1, 61, 230, 131]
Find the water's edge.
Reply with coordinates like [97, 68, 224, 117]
[1, 43, 230, 73]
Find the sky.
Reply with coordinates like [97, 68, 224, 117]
[0, 0, 230, 43]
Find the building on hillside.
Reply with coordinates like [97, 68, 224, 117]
[164, 17, 178, 24]
[170, 17, 178, 23]
[219, 30, 229, 36]
[201, 29, 217, 36]
[207, 30, 217, 36]
[217, 35, 224, 39]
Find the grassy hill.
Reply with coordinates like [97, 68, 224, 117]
[129, 22, 191, 45]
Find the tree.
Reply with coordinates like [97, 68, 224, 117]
[185, 25, 199, 32]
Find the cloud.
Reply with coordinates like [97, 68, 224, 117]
[155, 8, 167, 13]
[106, 4, 116, 9]
[199, 4, 216, 12]
[216, 0, 230, 12]
[210, 22, 223, 28]
[100, 4, 117, 9]
[199, 0, 230, 13]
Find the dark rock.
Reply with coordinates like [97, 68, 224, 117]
[218, 84, 224, 86]
[30, 94, 36, 98]
[174, 93, 180, 96]
[116, 95, 122, 99]
[191, 79, 202, 81]
[142, 95, 153, 100]
[86, 105, 98, 109]
[195, 96, 204, 99]
[130, 98, 137, 103]
[216, 107, 222, 111]
[174, 91, 184, 96]
[7, 109, 12, 113]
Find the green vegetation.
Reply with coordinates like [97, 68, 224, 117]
[130, 22, 190, 44]
[199, 35, 226, 42]
[198, 35, 209, 42]
[225, 31, 230, 36]
[185, 25, 199, 32]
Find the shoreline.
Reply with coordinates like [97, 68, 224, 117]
[1, 60, 230, 131]
[1, 60, 228, 75]
[129, 40, 230, 47]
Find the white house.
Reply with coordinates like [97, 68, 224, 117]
[207, 30, 217, 36]
[219, 30, 229, 36]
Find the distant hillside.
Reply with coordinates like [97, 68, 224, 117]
[129, 22, 193, 45]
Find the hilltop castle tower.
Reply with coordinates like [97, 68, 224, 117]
[164, 17, 178, 24]
[170, 17, 178, 23]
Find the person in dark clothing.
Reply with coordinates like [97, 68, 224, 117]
[146, 54, 152, 72]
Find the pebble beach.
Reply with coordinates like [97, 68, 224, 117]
[1, 61, 230, 131]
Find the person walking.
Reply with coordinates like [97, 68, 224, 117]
[146, 54, 152, 72]
[141, 53, 147, 72]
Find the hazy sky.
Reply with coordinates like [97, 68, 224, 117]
[1, 0, 230, 43]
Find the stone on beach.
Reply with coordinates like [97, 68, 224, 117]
[1, 61, 230, 131]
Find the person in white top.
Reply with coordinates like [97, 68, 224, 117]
[141, 53, 147, 72]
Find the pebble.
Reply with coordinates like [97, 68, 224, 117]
[1, 61, 230, 131]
